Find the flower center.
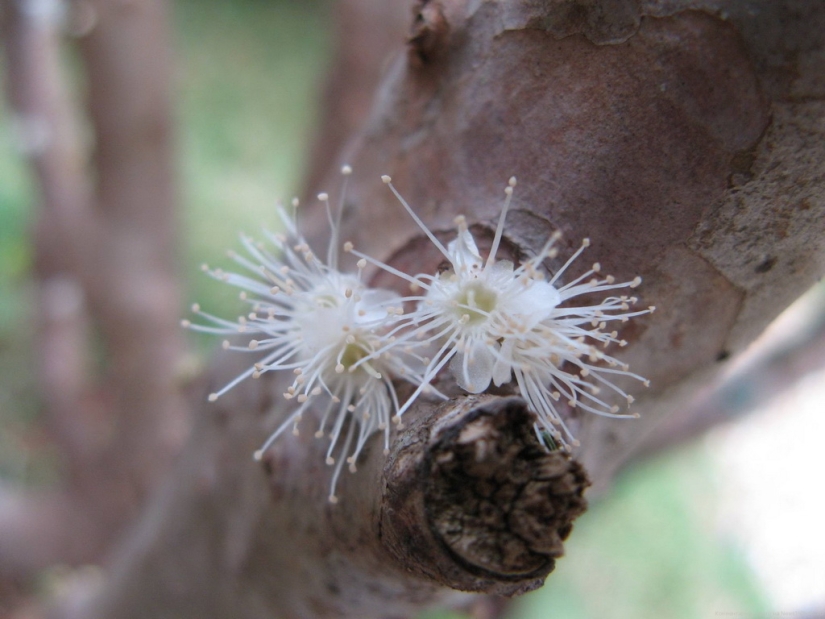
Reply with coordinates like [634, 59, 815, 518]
[339, 341, 367, 369]
[315, 293, 342, 309]
[454, 281, 498, 325]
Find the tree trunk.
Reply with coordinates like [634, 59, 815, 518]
[7, 1, 825, 618]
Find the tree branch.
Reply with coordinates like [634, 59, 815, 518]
[76, 0, 189, 495]
[68, 358, 586, 619]
[302, 0, 410, 196]
[34, 0, 825, 617]
[1, 0, 105, 576]
[634, 284, 825, 459]
[0, 0, 188, 581]
[310, 0, 825, 492]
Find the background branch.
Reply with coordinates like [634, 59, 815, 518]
[635, 284, 825, 460]
[75, 0, 189, 501]
[0, 0, 188, 582]
[1, 0, 104, 576]
[302, 0, 410, 196]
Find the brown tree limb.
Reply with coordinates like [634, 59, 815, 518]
[74, 0, 190, 498]
[634, 284, 825, 459]
[63, 357, 586, 619]
[1, 0, 106, 576]
[31, 0, 825, 617]
[1, 0, 96, 452]
[312, 0, 825, 492]
[0, 0, 188, 581]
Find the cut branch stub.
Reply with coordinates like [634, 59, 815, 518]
[381, 395, 589, 596]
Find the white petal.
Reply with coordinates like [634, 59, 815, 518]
[507, 280, 561, 328]
[356, 287, 400, 323]
[298, 306, 344, 352]
[485, 259, 515, 286]
[450, 339, 494, 393]
[492, 338, 515, 386]
[447, 228, 482, 271]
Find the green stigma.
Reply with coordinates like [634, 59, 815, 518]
[454, 281, 498, 325]
[315, 294, 341, 309]
[340, 342, 367, 369]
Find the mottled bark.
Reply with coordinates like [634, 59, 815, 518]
[307, 0, 825, 492]
[8, 0, 825, 618]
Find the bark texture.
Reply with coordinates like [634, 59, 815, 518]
[6, 0, 825, 618]
[306, 0, 825, 491]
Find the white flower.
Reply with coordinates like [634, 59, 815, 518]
[183, 167, 425, 502]
[347, 175, 654, 449]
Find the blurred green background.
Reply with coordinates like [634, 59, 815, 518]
[0, 1, 771, 617]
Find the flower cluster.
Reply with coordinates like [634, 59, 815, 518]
[185, 167, 653, 501]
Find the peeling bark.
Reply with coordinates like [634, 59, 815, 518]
[6, 0, 825, 618]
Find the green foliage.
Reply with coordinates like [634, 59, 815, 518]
[0, 92, 39, 483]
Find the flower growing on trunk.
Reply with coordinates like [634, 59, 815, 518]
[183, 167, 425, 502]
[186, 167, 654, 500]
[346, 175, 654, 448]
